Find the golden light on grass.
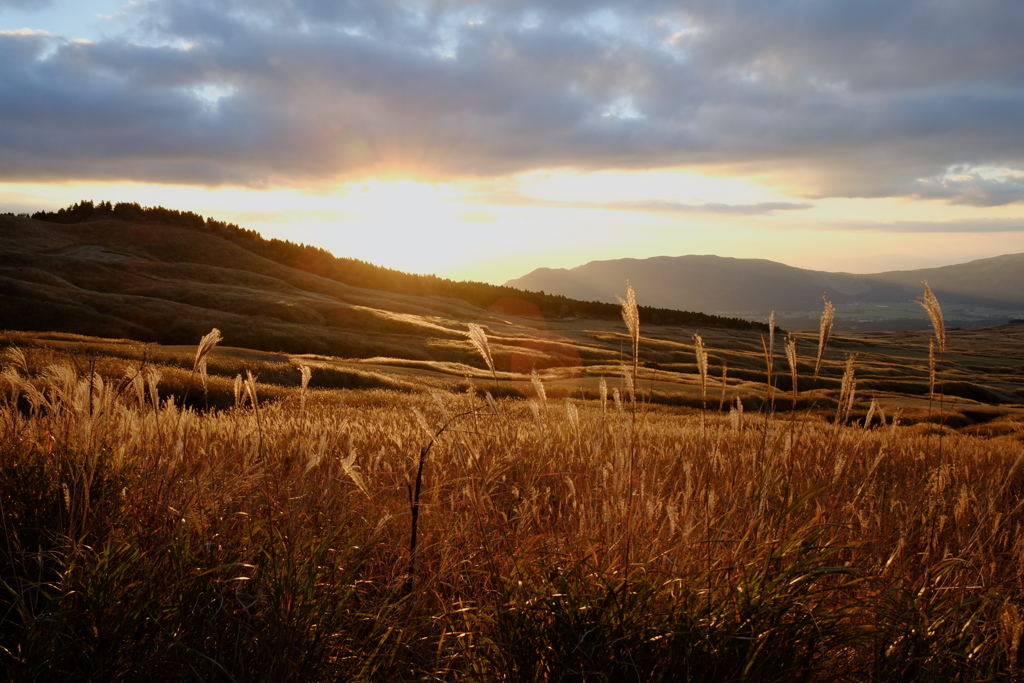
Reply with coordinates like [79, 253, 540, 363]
[815, 296, 836, 379]
[918, 281, 946, 354]
[2, 319, 1024, 678]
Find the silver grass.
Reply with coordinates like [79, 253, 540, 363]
[3, 347, 27, 372]
[566, 401, 580, 439]
[193, 328, 222, 371]
[243, 370, 259, 408]
[719, 361, 728, 411]
[918, 281, 946, 354]
[531, 369, 547, 402]
[622, 366, 636, 402]
[838, 354, 857, 424]
[306, 433, 328, 473]
[484, 391, 499, 417]
[529, 399, 542, 431]
[694, 333, 708, 404]
[865, 397, 878, 428]
[815, 296, 835, 379]
[785, 334, 799, 403]
[145, 368, 162, 408]
[616, 282, 640, 363]
[467, 323, 495, 375]
[198, 359, 209, 395]
[340, 440, 369, 497]
[299, 364, 312, 414]
[125, 366, 145, 406]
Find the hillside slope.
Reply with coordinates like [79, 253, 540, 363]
[0, 210, 758, 363]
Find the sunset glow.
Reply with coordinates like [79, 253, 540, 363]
[2, 1, 1024, 284]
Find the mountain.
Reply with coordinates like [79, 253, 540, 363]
[505, 254, 1024, 330]
[0, 205, 760, 364]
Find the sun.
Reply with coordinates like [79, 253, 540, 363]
[342, 180, 460, 225]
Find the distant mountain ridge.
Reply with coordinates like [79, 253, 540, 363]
[505, 254, 1024, 330]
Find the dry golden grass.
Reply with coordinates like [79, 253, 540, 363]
[2, 329, 1023, 679]
[2, 282, 1024, 679]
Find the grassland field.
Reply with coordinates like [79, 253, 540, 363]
[2, 295, 1024, 681]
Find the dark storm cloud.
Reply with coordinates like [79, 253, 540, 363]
[1, 0, 1023, 200]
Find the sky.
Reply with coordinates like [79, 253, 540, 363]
[2, 0, 1024, 285]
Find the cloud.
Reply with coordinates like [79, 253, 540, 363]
[455, 187, 812, 215]
[822, 217, 1024, 234]
[912, 167, 1024, 206]
[0, 0, 54, 10]
[609, 200, 813, 215]
[1, 0, 1023, 199]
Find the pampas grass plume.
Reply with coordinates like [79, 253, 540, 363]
[194, 327, 222, 371]
[918, 281, 946, 354]
[467, 323, 495, 375]
[531, 369, 547, 403]
[786, 334, 798, 403]
[694, 333, 708, 403]
[617, 282, 640, 362]
[815, 296, 835, 379]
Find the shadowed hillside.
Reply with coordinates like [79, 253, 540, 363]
[19, 202, 759, 326]
[0, 204, 761, 363]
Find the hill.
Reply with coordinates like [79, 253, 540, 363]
[0, 203, 759, 365]
[505, 254, 1024, 330]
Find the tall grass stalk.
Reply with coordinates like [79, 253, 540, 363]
[617, 282, 641, 578]
[814, 296, 835, 380]
[918, 281, 947, 462]
[243, 369, 263, 462]
[694, 332, 708, 429]
[298, 364, 312, 416]
[919, 282, 946, 414]
[785, 334, 798, 407]
[192, 327, 222, 409]
[467, 323, 497, 390]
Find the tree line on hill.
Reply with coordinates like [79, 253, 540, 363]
[30, 201, 765, 331]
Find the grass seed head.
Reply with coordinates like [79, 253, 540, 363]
[3, 346, 27, 372]
[194, 327, 222, 371]
[815, 296, 835, 379]
[839, 354, 857, 423]
[531, 370, 547, 402]
[299, 364, 312, 413]
[617, 282, 640, 362]
[694, 333, 708, 401]
[244, 370, 259, 407]
[467, 323, 495, 375]
[918, 281, 946, 354]
[786, 334, 798, 401]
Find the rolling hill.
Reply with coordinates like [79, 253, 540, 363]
[505, 254, 1024, 330]
[0, 205, 759, 366]
[2, 204, 1024, 426]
